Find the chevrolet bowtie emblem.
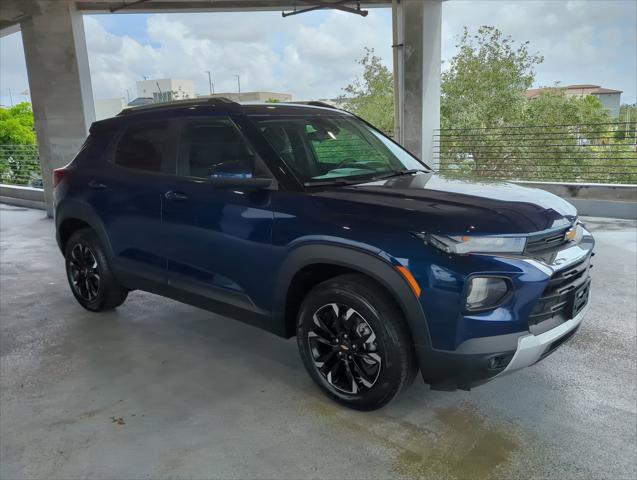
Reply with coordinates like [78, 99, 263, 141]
[565, 227, 577, 242]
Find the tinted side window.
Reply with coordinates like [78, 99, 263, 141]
[179, 119, 256, 179]
[73, 130, 116, 165]
[115, 121, 175, 173]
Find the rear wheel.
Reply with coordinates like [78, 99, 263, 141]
[64, 228, 127, 311]
[297, 274, 417, 410]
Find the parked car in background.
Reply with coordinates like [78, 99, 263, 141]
[53, 99, 594, 410]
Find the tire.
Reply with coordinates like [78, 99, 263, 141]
[64, 228, 128, 312]
[297, 273, 418, 411]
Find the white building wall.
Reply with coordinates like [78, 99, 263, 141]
[593, 93, 621, 118]
[94, 97, 126, 120]
[136, 78, 195, 102]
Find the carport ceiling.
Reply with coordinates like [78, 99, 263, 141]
[0, 0, 397, 32]
[76, 0, 391, 13]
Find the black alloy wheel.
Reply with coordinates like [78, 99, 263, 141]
[68, 243, 101, 302]
[64, 228, 128, 311]
[308, 303, 382, 395]
[297, 273, 418, 410]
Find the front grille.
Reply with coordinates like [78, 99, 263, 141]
[528, 255, 592, 334]
[525, 227, 570, 254]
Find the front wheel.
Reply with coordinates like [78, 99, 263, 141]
[297, 274, 418, 411]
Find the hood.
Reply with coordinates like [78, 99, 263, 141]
[312, 173, 577, 235]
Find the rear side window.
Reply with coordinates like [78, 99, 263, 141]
[115, 121, 175, 173]
[73, 130, 116, 165]
[178, 119, 257, 179]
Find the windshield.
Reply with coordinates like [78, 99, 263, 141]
[250, 114, 428, 185]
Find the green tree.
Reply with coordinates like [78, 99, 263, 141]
[619, 104, 637, 123]
[339, 48, 394, 134]
[0, 103, 40, 186]
[0, 102, 36, 145]
[441, 26, 543, 129]
[439, 27, 543, 177]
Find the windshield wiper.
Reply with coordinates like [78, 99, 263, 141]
[372, 169, 429, 181]
[303, 178, 367, 188]
[304, 169, 429, 188]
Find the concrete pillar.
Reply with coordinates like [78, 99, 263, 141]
[20, 0, 95, 216]
[393, 0, 441, 169]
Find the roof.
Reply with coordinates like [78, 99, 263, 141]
[524, 84, 623, 98]
[113, 97, 347, 120]
[565, 84, 600, 89]
[126, 97, 154, 107]
[591, 87, 623, 94]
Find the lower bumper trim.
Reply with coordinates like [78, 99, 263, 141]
[496, 302, 589, 378]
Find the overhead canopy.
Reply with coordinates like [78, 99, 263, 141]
[1, 0, 391, 31]
[77, 0, 390, 13]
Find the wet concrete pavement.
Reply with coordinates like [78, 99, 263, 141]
[1, 205, 636, 479]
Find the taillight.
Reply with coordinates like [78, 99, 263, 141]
[53, 167, 68, 188]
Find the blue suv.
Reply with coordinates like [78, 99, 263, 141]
[54, 99, 594, 410]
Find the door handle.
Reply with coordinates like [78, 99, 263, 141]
[164, 190, 188, 201]
[88, 180, 106, 189]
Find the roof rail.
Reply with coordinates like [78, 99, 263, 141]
[290, 101, 339, 110]
[118, 97, 240, 115]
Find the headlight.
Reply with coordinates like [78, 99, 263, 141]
[466, 277, 510, 310]
[566, 222, 584, 244]
[419, 233, 527, 255]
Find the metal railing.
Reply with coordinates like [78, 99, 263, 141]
[2, 122, 636, 189]
[0, 145, 42, 188]
[434, 122, 637, 184]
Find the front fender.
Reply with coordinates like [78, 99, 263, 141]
[273, 241, 433, 358]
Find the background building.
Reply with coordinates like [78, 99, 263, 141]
[94, 97, 126, 120]
[136, 78, 195, 103]
[525, 84, 623, 117]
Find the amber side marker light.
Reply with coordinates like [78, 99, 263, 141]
[396, 265, 422, 298]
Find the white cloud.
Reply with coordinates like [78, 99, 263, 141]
[82, 10, 392, 102]
[1, 1, 634, 109]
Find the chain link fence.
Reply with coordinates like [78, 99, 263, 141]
[435, 122, 637, 184]
[0, 145, 42, 188]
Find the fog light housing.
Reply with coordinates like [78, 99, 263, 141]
[487, 353, 514, 371]
[466, 277, 510, 311]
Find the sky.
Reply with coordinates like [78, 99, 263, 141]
[1, 0, 636, 108]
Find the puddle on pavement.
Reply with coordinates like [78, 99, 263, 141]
[303, 400, 519, 480]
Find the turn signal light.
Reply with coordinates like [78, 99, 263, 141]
[396, 265, 422, 298]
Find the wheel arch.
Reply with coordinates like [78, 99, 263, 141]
[55, 201, 114, 261]
[274, 243, 433, 355]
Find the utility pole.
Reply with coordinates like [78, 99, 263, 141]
[235, 74, 241, 101]
[205, 71, 214, 95]
[126, 89, 131, 103]
[8, 88, 13, 106]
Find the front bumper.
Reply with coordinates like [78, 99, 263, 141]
[420, 300, 590, 391]
[417, 225, 594, 391]
[496, 301, 588, 378]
